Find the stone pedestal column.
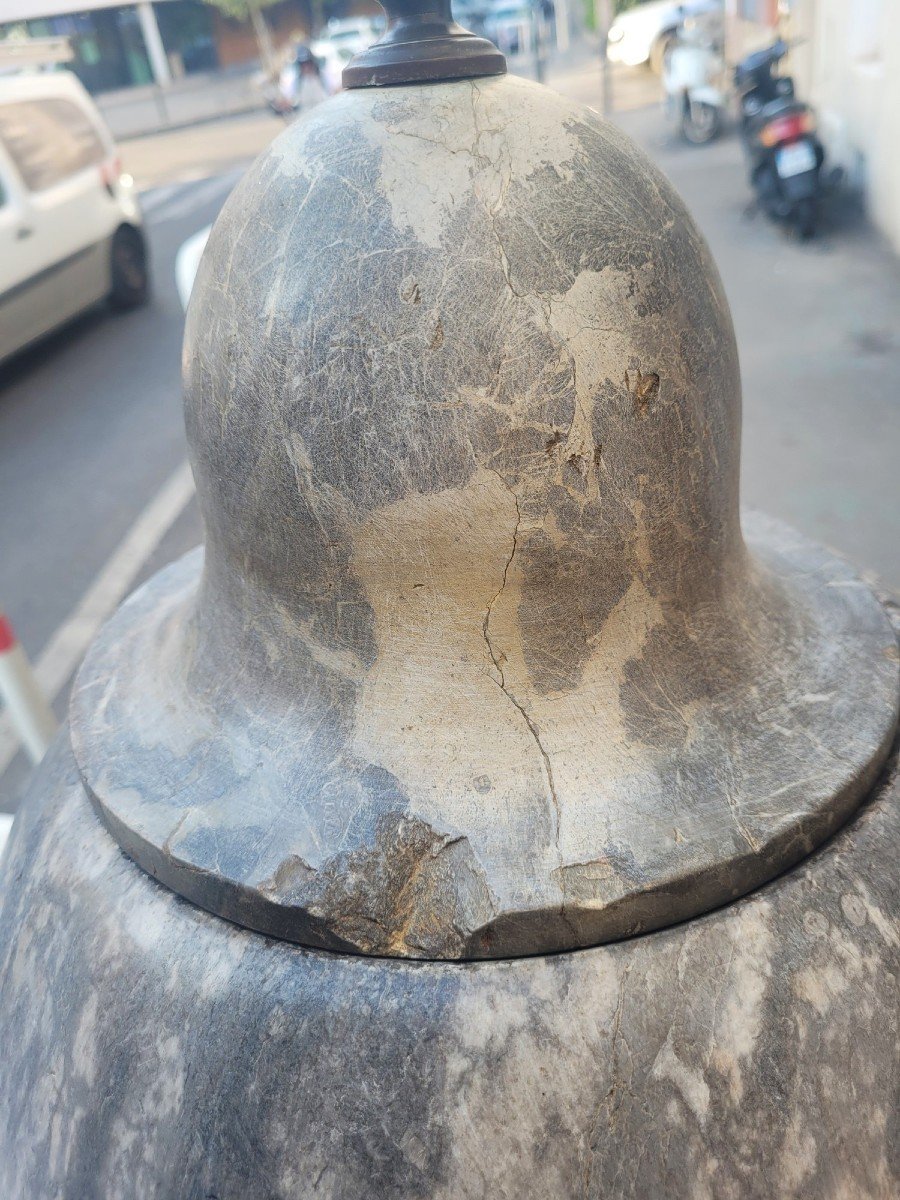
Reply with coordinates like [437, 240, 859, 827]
[0, 6, 896, 1197]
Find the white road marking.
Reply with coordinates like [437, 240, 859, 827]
[175, 225, 212, 311]
[139, 181, 183, 214]
[138, 166, 212, 212]
[147, 170, 243, 225]
[0, 813, 12, 858]
[0, 461, 196, 778]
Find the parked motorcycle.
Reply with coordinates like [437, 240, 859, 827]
[662, 14, 726, 145]
[734, 40, 828, 238]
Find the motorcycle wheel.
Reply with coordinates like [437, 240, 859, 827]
[682, 99, 721, 145]
[650, 32, 675, 75]
[793, 197, 818, 240]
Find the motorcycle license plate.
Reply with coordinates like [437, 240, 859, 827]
[776, 141, 816, 178]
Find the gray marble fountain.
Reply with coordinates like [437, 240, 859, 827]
[0, 5, 898, 1197]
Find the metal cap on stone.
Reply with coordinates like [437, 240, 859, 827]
[70, 68, 898, 961]
[342, 0, 506, 89]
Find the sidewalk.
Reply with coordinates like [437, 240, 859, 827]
[600, 97, 900, 591]
[120, 109, 279, 190]
[97, 65, 266, 140]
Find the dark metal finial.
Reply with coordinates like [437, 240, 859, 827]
[342, 0, 506, 89]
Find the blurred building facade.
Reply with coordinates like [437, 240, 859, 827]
[0, 0, 323, 90]
[791, 0, 900, 255]
[726, 0, 900, 254]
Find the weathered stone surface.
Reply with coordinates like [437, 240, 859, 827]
[3, 61, 898, 1200]
[1, 732, 898, 1199]
[69, 74, 898, 958]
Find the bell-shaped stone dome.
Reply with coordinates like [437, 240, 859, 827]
[71, 74, 898, 959]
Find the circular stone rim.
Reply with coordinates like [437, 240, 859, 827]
[69, 514, 900, 961]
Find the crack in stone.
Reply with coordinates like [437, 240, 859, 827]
[481, 190, 523, 300]
[481, 480, 520, 694]
[162, 809, 190, 857]
[726, 790, 760, 855]
[481, 474, 562, 849]
[471, 81, 528, 304]
[583, 962, 632, 1196]
[382, 125, 472, 157]
[515, 693, 562, 851]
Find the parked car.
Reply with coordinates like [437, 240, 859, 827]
[0, 67, 147, 365]
[310, 18, 383, 93]
[607, 0, 721, 73]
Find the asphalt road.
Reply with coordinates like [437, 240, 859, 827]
[1, 61, 899, 812]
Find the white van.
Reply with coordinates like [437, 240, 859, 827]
[0, 69, 148, 364]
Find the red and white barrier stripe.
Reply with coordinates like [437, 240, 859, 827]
[0, 613, 57, 766]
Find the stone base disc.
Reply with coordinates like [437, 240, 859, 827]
[69, 512, 899, 960]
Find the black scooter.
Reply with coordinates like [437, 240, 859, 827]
[734, 40, 828, 238]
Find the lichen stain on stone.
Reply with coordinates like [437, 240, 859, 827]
[651, 1035, 711, 1125]
[778, 1112, 819, 1195]
[347, 469, 555, 847]
[356, 76, 585, 252]
[704, 904, 773, 1104]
